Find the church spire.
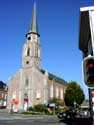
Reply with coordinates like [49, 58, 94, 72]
[30, 0, 38, 34]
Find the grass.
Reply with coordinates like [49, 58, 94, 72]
[20, 111, 46, 115]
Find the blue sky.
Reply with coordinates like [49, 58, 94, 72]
[0, 0, 94, 98]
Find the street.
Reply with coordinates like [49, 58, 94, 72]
[0, 119, 65, 125]
[0, 109, 66, 125]
[0, 109, 93, 125]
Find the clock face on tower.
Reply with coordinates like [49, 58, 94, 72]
[26, 61, 29, 64]
[28, 37, 31, 40]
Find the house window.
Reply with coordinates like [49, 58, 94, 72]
[2, 93, 4, 98]
[50, 85, 53, 98]
[4, 94, 7, 100]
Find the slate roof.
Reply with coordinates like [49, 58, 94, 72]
[40, 69, 68, 86]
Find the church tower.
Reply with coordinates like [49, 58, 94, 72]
[22, 0, 41, 69]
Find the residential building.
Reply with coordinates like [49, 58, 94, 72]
[0, 81, 7, 108]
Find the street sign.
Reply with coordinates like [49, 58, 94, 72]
[49, 103, 56, 107]
[79, 6, 94, 56]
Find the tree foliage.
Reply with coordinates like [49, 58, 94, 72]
[64, 81, 85, 107]
[48, 98, 64, 106]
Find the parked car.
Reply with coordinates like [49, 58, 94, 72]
[57, 110, 77, 119]
[0, 106, 6, 109]
[79, 109, 90, 117]
[79, 110, 85, 116]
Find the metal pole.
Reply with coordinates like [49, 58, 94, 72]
[88, 88, 92, 118]
[88, 88, 94, 120]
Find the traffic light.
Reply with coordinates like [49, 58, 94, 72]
[82, 56, 94, 88]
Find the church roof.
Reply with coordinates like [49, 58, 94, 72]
[40, 69, 68, 86]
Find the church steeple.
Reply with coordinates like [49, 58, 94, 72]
[30, 0, 38, 34]
[26, 0, 40, 37]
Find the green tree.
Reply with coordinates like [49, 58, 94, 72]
[48, 98, 64, 106]
[64, 81, 85, 108]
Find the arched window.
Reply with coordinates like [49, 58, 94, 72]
[25, 78, 29, 87]
[24, 93, 28, 98]
[12, 91, 16, 99]
[50, 85, 53, 98]
[38, 49, 40, 57]
[60, 89, 63, 100]
[36, 90, 41, 99]
[35, 47, 38, 57]
[56, 87, 59, 98]
[27, 48, 30, 56]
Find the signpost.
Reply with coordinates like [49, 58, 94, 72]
[49, 103, 56, 115]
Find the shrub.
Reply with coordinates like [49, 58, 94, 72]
[28, 106, 34, 111]
[34, 104, 48, 113]
[28, 104, 48, 113]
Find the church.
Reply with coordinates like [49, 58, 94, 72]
[7, 0, 68, 111]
